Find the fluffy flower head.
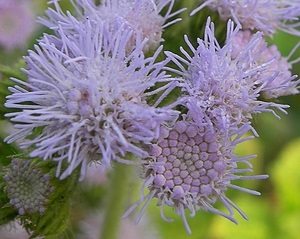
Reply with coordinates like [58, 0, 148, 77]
[231, 30, 299, 99]
[41, 0, 184, 52]
[4, 23, 177, 180]
[0, 0, 35, 50]
[165, 18, 293, 132]
[191, 0, 300, 36]
[125, 119, 267, 233]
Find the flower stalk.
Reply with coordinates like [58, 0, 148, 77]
[100, 162, 132, 239]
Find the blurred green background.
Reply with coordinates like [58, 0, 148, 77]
[1, 1, 300, 239]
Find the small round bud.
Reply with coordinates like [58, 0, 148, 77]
[4, 159, 53, 215]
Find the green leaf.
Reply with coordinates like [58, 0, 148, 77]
[0, 206, 18, 225]
[23, 167, 80, 238]
[0, 60, 26, 80]
[271, 138, 300, 211]
[269, 138, 300, 239]
[210, 197, 270, 239]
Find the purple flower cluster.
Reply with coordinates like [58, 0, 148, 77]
[125, 18, 298, 233]
[4, 0, 299, 233]
[231, 30, 299, 99]
[0, 0, 36, 50]
[39, 0, 184, 53]
[5, 5, 179, 180]
[192, 0, 300, 36]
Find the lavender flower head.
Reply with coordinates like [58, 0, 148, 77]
[124, 117, 267, 234]
[191, 0, 300, 36]
[40, 0, 185, 53]
[231, 30, 299, 99]
[0, 0, 35, 50]
[165, 19, 295, 132]
[124, 18, 274, 233]
[4, 23, 178, 180]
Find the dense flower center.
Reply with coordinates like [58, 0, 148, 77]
[148, 121, 227, 199]
[64, 59, 127, 119]
[66, 88, 93, 116]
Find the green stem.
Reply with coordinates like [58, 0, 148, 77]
[99, 162, 132, 239]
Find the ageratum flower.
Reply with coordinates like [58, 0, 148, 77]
[0, 0, 35, 50]
[124, 118, 268, 234]
[4, 23, 178, 180]
[191, 0, 300, 36]
[231, 30, 299, 99]
[40, 0, 185, 52]
[4, 158, 53, 215]
[164, 18, 293, 132]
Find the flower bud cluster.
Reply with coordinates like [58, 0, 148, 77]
[127, 119, 266, 233]
[4, 159, 53, 215]
[148, 122, 225, 198]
